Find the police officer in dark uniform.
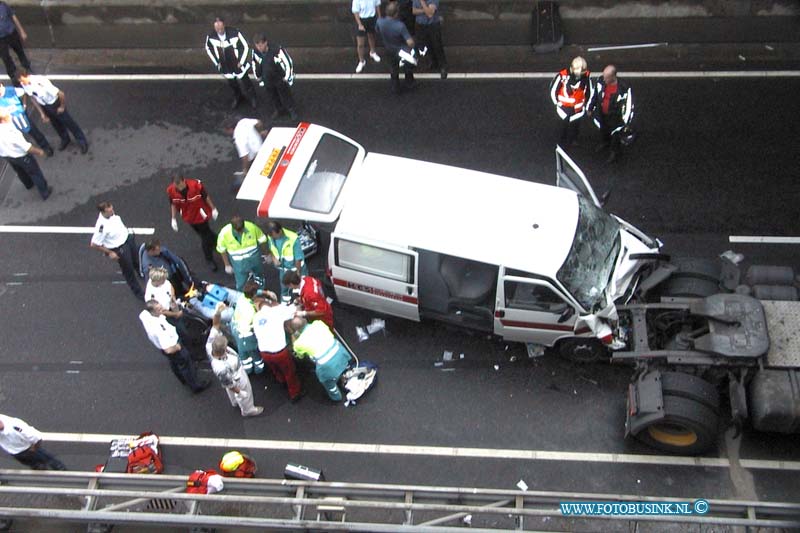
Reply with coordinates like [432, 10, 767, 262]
[205, 17, 257, 110]
[376, 2, 417, 95]
[251, 33, 297, 121]
[588, 64, 634, 163]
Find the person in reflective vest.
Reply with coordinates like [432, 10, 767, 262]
[266, 221, 307, 303]
[216, 215, 268, 290]
[289, 318, 352, 401]
[549, 56, 592, 147]
[231, 280, 265, 374]
[588, 64, 634, 163]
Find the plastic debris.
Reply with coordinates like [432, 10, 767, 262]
[493, 364, 500, 371]
[434, 362, 444, 367]
[516, 480, 528, 491]
[326, 297, 334, 304]
[526, 343, 545, 358]
[366, 318, 386, 335]
[459, 353, 464, 359]
[510, 356, 517, 362]
[765, 44, 774, 51]
[738, 54, 746, 61]
[443, 351, 453, 361]
[637, 479, 641, 484]
[463, 514, 472, 525]
[579, 376, 599, 386]
[356, 326, 369, 342]
[720, 250, 744, 264]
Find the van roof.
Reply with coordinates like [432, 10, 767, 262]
[335, 153, 579, 278]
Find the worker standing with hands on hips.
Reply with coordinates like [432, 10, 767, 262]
[266, 221, 307, 303]
[549, 56, 592, 147]
[216, 215, 269, 290]
[167, 175, 220, 272]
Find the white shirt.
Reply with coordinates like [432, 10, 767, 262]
[253, 303, 296, 352]
[139, 310, 179, 351]
[90, 213, 129, 249]
[0, 414, 42, 454]
[206, 325, 224, 358]
[352, 0, 381, 17]
[233, 118, 263, 160]
[0, 122, 31, 158]
[21, 75, 60, 106]
[145, 279, 174, 309]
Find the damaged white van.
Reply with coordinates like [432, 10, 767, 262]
[237, 122, 661, 361]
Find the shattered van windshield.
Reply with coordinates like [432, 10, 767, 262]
[556, 196, 621, 311]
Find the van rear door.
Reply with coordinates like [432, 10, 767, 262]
[329, 234, 420, 321]
[237, 123, 366, 224]
[555, 146, 602, 208]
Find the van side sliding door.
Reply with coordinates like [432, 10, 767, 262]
[330, 234, 420, 321]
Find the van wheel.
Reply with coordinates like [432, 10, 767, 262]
[557, 338, 608, 363]
[635, 395, 720, 455]
[660, 371, 720, 413]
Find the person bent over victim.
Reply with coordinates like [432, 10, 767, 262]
[289, 317, 352, 401]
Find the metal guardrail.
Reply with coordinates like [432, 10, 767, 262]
[1, 470, 799, 531]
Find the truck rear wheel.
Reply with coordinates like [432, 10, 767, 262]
[660, 372, 720, 413]
[635, 395, 720, 454]
[658, 257, 722, 298]
[557, 338, 608, 363]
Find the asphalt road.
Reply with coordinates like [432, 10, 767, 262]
[1, 73, 799, 525]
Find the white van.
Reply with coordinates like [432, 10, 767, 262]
[237, 122, 660, 360]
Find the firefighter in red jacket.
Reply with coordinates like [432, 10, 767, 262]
[167, 175, 220, 272]
[283, 270, 334, 330]
[549, 56, 592, 147]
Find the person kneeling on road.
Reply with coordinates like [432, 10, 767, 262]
[139, 299, 210, 393]
[289, 318, 352, 402]
[206, 304, 264, 417]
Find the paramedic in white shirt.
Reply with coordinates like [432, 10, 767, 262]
[17, 68, 88, 154]
[139, 299, 210, 393]
[0, 414, 65, 470]
[89, 201, 144, 299]
[223, 117, 266, 177]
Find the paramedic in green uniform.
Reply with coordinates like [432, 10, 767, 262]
[290, 318, 352, 401]
[217, 215, 268, 290]
[266, 221, 307, 303]
[231, 280, 265, 374]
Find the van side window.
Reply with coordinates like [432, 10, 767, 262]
[504, 281, 568, 313]
[337, 239, 414, 283]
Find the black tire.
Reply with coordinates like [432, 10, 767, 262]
[557, 337, 608, 363]
[660, 371, 720, 412]
[659, 276, 719, 298]
[635, 395, 720, 455]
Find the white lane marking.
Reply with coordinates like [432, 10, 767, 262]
[65, 370, 80, 374]
[0, 71, 796, 82]
[729, 236, 800, 244]
[69, 361, 83, 365]
[41, 432, 800, 471]
[12, 272, 28, 276]
[588, 43, 669, 52]
[110, 281, 126, 285]
[5, 282, 22, 286]
[0, 226, 154, 235]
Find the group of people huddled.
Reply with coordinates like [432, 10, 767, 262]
[549, 57, 635, 163]
[86, 178, 352, 414]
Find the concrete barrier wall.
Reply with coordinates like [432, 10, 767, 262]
[10, 1, 800, 49]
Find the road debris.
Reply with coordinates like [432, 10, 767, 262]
[516, 479, 528, 491]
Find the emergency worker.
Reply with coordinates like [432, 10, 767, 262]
[266, 221, 307, 303]
[253, 294, 303, 402]
[167, 175, 219, 272]
[549, 56, 592, 147]
[588, 64, 634, 163]
[283, 270, 334, 330]
[289, 318, 352, 401]
[216, 215, 268, 290]
[231, 280, 265, 375]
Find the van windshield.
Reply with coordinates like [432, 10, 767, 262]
[290, 134, 359, 214]
[556, 196, 621, 311]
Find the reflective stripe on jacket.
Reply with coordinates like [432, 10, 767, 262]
[549, 69, 593, 118]
[216, 221, 267, 262]
[293, 321, 337, 363]
[268, 229, 299, 269]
